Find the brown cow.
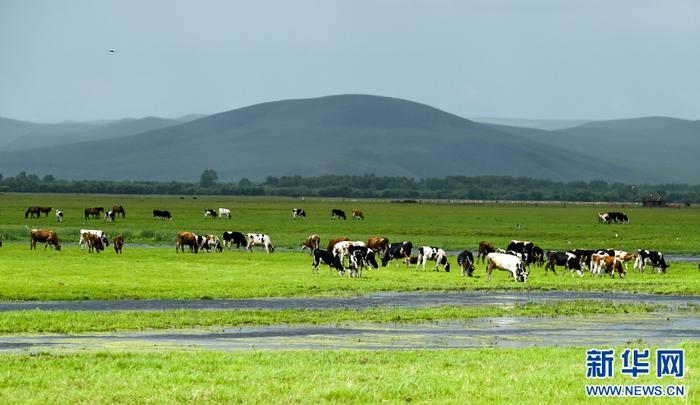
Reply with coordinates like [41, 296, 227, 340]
[367, 236, 390, 256]
[591, 254, 626, 278]
[327, 237, 350, 252]
[112, 205, 126, 218]
[30, 229, 61, 251]
[176, 231, 199, 253]
[113, 235, 124, 254]
[352, 209, 364, 220]
[302, 234, 320, 252]
[83, 233, 104, 253]
[404, 255, 419, 266]
[477, 240, 496, 263]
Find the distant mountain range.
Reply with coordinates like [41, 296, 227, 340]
[0, 95, 697, 183]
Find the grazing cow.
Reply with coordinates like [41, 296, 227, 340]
[82, 233, 104, 253]
[326, 237, 350, 252]
[382, 242, 413, 267]
[531, 245, 545, 267]
[614, 250, 635, 270]
[331, 209, 347, 220]
[199, 234, 223, 252]
[55, 209, 64, 222]
[204, 209, 218, 219]
[153, 209, 172, 220]
[569, 249, 597, 272]
[301, 234, 321, 252]
[457, 250, 475, 277]
[485, 252, 527, 282]
[104, 210, 116, 222]
[25, 206, 52, 219]
[416, 246, 450, 272]
[545, 251, 583, 277]
[404, 256, 419, 266]
[246, 233, 274, 253]
[366, 236, 390, 257]
[347, 246, 378, 277]
[111, 205, 126, 218]
[79, 230, 109, 249]
[591, 254, 626, 278]
[312, 249, 344, 275]
[607, 211, 629, 224]
[598, 212, 611, 224]
[223, 231, 247, 249]
[634, 250, 670, 273]
[332, 241, 366, 266]
[113, 235, 124, 254]
[477, 240, 496, 264]
[84, 207, 104, 220]
[292, 208, 306, 219]
[30, 229, 61, 251]
[218, 208, 231, 219]
[175, 231, 199, 253]
[352, 209, 364, 220]
[506, 240, 536, 265]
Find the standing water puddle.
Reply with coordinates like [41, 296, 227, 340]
[2, 313, 698, 352]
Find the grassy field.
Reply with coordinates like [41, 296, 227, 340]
[1, 245, 699, 300]
[0, 302, 665, 334]
[2, 193, 699, 253]
[0, 346, 696, 403]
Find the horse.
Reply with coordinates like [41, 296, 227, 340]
[25, 206, 52, 218]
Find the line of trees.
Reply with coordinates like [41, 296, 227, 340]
[1, 171, 699, 203]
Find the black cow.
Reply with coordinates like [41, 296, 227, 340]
[153, 209, 172, 220]
[381, 241, 413, 267]
[348, 245, 379, 277]
[331, 209, 347, 220]
[223, 231, 247, 249]
[531, 245, 545, 266]
[545, 251, 583, 276]
[457, 250, 475, 277]
[608, 211, 629, 224]
[569, 249, 596, 271]
[635, 250, 670, 273]
[312, 249, 344, 275]
[292, 208, 306, 219]
[506, 240, 535, 265]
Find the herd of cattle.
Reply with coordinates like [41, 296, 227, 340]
[17, 205, 686, 282]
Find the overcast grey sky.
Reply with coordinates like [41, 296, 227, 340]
[1, 0, 698, 122]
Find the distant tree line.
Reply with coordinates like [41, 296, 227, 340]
[1, 171, 699, 203]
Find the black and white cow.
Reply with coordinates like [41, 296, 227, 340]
[292, 208, 306, 219]
[486, 252, 527, 282]
[569, 249, 596, 271]
[506, 240, 535, 266]
[634, 250, 670, 273]
[608, 211, 629, 224]
[312, 249, 344, 275]
[218, 208, 231, 219]
[246, 233, 274, 253]
[55, 209, 64, 222]
[531, 245, 545, 266]
[381, 241, 413, 267]
[153, 210, 172, 220]
[204, 209, 218, 219]
[197, 234, 223, 252]
[417, 246, 450, 272]
[104, 210, 115, 222]
[223, 231, 247, 249]
[331, 209, 347, 220]
[347, 245, 379, 277]
[457, 250, 475, 277]
[545, 251, 583, 277]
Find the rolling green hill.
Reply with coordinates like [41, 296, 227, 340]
[0, 95, 640, 182]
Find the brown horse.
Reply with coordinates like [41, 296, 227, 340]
[112, 205, 126, 218]
[84, 207, 105, 220]
[25, 206, 52, 219]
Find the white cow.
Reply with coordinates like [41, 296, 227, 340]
[79, 229, 109, 249]
[332, 241, 366, 267]
[416, 246, 450, 272]
[218, 208, 231, 219]
[246, 233, 275, 253]
[486, 252, 528, 282]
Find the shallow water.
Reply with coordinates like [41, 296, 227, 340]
[1, 290, 699, 312]
[2, 313, 697, 352]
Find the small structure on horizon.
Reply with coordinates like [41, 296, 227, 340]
[642, 193, 666, 208]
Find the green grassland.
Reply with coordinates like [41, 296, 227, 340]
[2, 193, 699, 253]
[0, 302, 665, 334]
[1, 245, 699, 300]
[0, 346, 697, 404]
